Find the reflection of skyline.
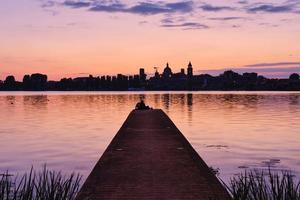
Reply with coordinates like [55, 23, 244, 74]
[137, 93, 300, 124]
[153, 94, 160, 109]
[1, 92, 300, 183]
[1, 92, 299, 107]
[5, 95, 16, 105]
[1, 92, 300, 127]
[289, 95, 299, 106]
[23, 95, 49, 107]
[162, 94, 170, 112]
[187, 94, 193, 124]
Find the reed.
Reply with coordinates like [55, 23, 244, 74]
[2, 166, 300, 200]
[222, 169, 300, 200]
[0, 166, 81, 200]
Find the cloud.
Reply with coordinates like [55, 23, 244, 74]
[232, 24, 241, 28]
[89, 1, 194, 15]
[244, 62, 300, 67]
[41, 0, 57, 8]
[39, 0, 300, 30]
[127, 3, 174, 15]
[46, 0, 300, 16]
[161, 18, 174, 24]
[246, 3, 296, 13]
[39, 0, 60, 15]
[166, 1, 194, 12]
[63, 0, 91, 8]
[161, 22, 209, 30]
[89, 3, 126, 12]
[243, 66, 300, 73]
[198, 61, 300, 78]
[200, 4, 235, 12]
[139, 20, 148, 25]
[200, 67, 300, 78]
[237, 0, 248, 4]
[258, 22, 279, 27]
[208, 17, 246, 21]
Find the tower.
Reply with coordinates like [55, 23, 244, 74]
[154, 67, 160, 79]
[187, 61, 193, 78]
[139, 68, 146, 81]
[181, 68, 185, 75]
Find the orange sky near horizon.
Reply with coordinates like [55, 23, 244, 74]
[1, 0, 300, 80]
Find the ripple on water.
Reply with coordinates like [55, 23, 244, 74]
[0, 92, 300, 182]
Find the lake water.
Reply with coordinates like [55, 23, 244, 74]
[0, 91, 300, 183]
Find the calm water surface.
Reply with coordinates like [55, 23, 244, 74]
[0, 91, 300, 182]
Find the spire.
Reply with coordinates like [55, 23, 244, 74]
[187, 61, 193, 78]
[166, 62, 169, 68]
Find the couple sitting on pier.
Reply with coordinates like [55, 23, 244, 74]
[135, 99, 151, 110]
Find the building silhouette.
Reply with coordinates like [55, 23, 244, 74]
[162, 63, 173, 79]
[139, 68, 146, 81]
[187, 61, 193, 78]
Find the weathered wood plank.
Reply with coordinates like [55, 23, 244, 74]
[76, 109, 231, 200]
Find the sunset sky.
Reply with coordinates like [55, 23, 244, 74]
[1, 0, 300, 80]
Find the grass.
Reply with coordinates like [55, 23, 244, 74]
[2, 166, 300, 200]
[222, 169, 300, 200]
[0, 166, 81, 200]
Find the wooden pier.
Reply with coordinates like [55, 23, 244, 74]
[76, 109, 231, 200]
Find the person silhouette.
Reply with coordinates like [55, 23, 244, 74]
[135, 99, 150, 110]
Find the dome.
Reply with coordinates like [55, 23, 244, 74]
[163, 63, 172, 77]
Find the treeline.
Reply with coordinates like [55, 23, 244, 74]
[0, 71, 300, 91]
[0, 73, 145, 91]
[185, 71, 300, 91]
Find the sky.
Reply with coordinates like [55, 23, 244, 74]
[1, 0, 300, 80]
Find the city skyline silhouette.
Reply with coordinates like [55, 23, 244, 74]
[1, 62, 300, 91]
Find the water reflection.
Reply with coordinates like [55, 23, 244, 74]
[289, 95, 299, 105]
[0, 92, 300, 182]
[5, 96, 16, 105]
[162, 94, 170, 111]
[23, 95, 48, 109]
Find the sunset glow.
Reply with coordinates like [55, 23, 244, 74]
[1, 0, 300, 80]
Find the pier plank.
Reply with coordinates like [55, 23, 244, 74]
[76, 109, 231, 200]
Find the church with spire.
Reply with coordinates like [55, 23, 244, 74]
[149, 62, 195, 90]
[159, 62, 193, 79]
